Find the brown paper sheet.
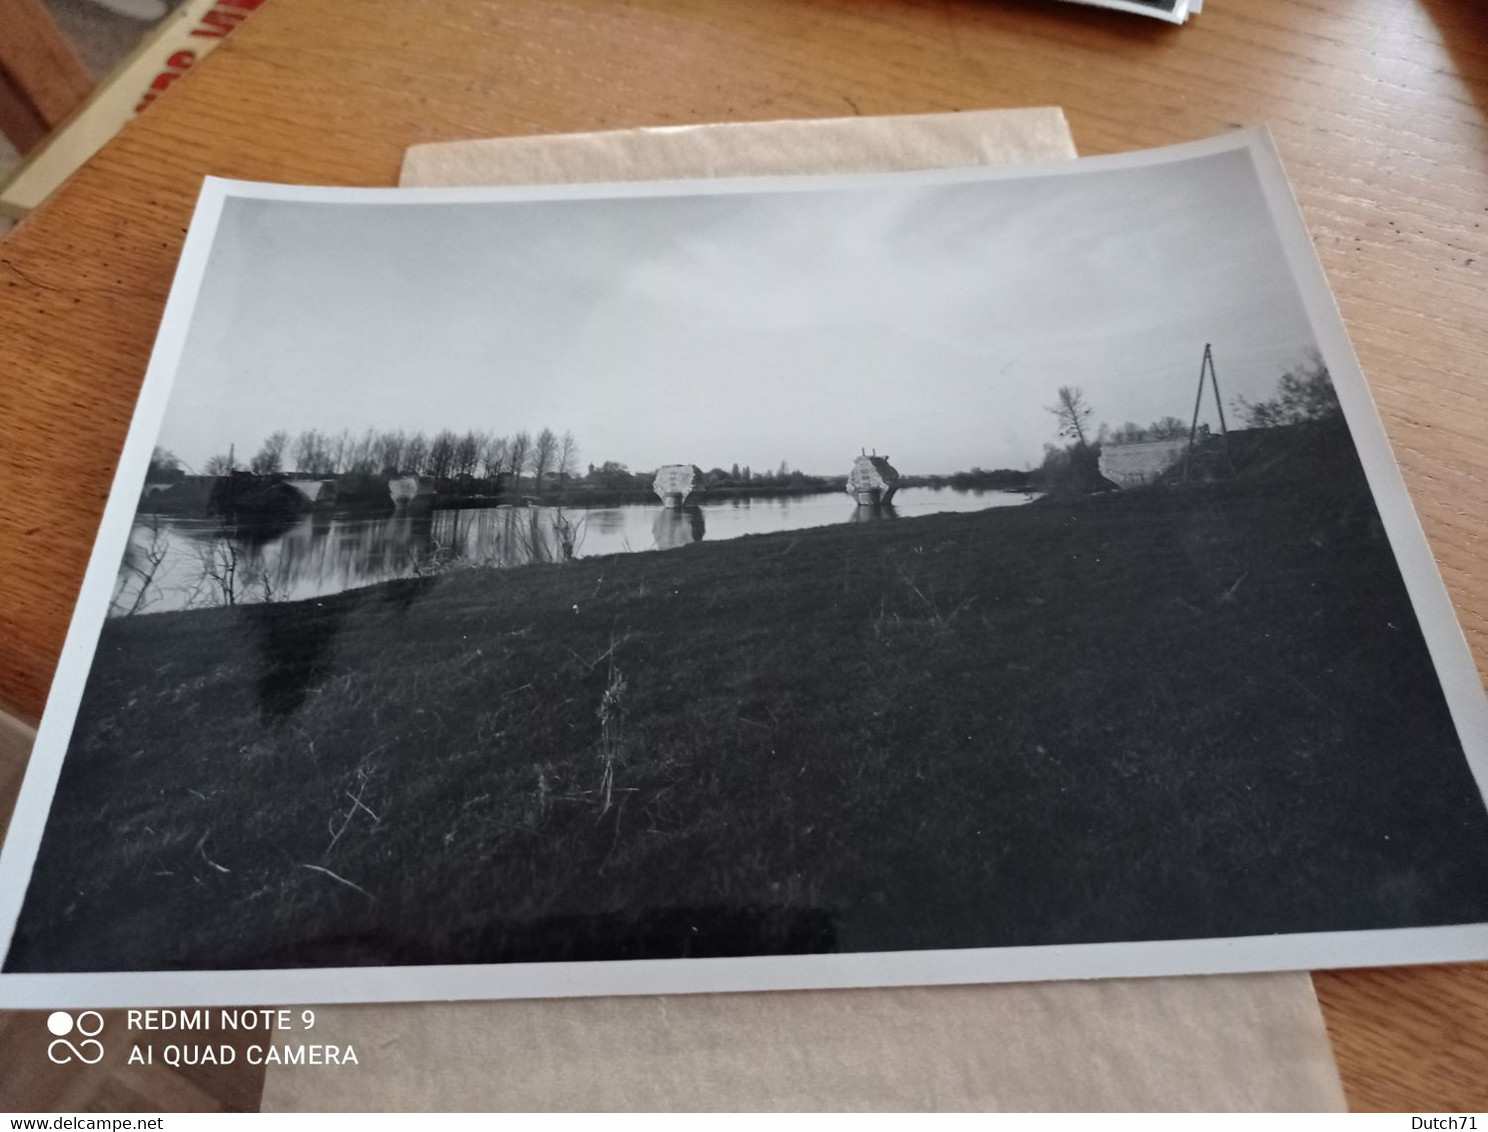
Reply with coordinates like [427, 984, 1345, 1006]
[400, 108, 1078, 187]
[262, 976, 1343, 1112]
[261, 110, 1347, 1112]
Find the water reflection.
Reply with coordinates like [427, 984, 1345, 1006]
[113, 487, 1033, 615]
[652, 506, 706, 550]
[849, 503, 898, 523]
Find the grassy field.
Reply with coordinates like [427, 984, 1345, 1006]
[10, 428, 1488, 971]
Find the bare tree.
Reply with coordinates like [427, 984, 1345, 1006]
[344, 429, 378, 475]
[115, 513, 171, 616]
[530, 427, 558, 494]
[556, 430, 579, 487]
[1047, 385, 1094, 447]
[403, 432, 430, 477]
[195, 521, 242, 607]
[1150, 415, 1188, 440]
[377, 429, 407, 474]
[428, 429, 458, 483]
[292, 429, 327, 474]
[481, 434, 509, 485]
[507, 430, 532, 491]
[325, 429, 351, 475]
[203, 453, 236, 476]
[454, 431, 484, 479]
[250, 430, 290, 474]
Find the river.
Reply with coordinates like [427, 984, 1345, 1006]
[112, 486, 1035, 615]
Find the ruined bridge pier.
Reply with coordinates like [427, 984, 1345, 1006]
[847, 454, 899, 507]
[653, 464, 705, 509]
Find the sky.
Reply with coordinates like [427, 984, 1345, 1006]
[158, 145, 1319, 477]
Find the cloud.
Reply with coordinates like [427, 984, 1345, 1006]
[160, 146, 1317, 476]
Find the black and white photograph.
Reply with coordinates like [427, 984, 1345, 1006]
[2, 131, 1486, 1004]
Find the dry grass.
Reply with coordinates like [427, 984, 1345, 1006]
[9, 425, 1488, 972]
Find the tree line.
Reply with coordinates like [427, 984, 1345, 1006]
[1037, 353, 1343, 495]
[1046, 353, 1341, 455]
[154, 427, 581, 493]
[153, 442, 918, 496]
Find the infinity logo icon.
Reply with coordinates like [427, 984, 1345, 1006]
[46, 1010, 105, 1065]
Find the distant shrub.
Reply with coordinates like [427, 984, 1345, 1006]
[1106, 416, 1189, 445]
[146, 447, 185, 483]
[1234, 353, 1341, 428]
[1033, 441, 1110, 496]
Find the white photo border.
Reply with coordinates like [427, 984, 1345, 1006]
[1, 128, 1485, 1007]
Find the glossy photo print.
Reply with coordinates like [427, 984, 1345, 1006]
[1, 131, 1486, 1007]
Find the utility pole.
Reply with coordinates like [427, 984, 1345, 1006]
[1183, 343, 1231, 481]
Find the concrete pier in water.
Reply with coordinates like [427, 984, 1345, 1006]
[846, 453, 900, 507]
[653, 464, 704, 509]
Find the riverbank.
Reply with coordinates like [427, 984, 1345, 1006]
[439, 478, 1031, 509]
[12, 455, 1488, 971]
[444, 480, 858, 509]
[145, 476, 1031, 520]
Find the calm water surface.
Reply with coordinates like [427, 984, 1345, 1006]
[113, 487, 1033, 615]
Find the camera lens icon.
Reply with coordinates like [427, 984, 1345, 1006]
[46, 1010, 105, 1064]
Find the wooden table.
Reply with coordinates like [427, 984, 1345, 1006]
[1, 0, 1485, 1112]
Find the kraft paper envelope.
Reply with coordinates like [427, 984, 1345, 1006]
[265, 108, 1338, 1111]
[263, 977, 1343, 1111]
[399, 107, 1080, 187]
